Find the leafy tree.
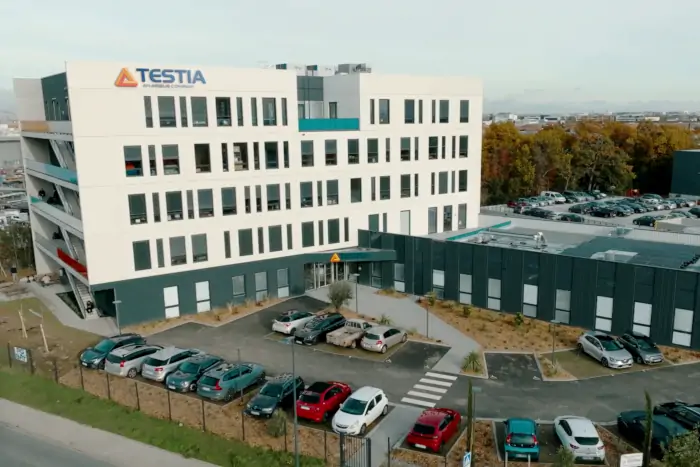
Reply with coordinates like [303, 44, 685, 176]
[554, 445, 576, 467]
[663, 430, 700, 467]
[0, 223, 34, 272]
[643, 391, 653, 467]
[327, 280, 353, 312]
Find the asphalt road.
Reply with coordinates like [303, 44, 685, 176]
[0, 422, 114, 467]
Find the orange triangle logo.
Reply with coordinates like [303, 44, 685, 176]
[115, 68, 138, 88]
[330, 253, 340, 263]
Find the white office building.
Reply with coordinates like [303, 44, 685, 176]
[14, 61, 482, 325]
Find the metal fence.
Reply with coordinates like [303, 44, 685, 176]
[339, 433, 371, 466]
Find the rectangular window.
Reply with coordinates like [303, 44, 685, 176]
[318, 220, 325, 245]
[458, 203, 467, 229]
[378, 99, 390, 124]
[195, 281, 210, 313]
[370, 99, 375, 124]
[325, 140, 338, 166]
[404, 99, 415, 124]
[350, 178, 362, 203]
[186, 190, 195, 219]
[317, 181, 323, 206]
[451, 136, 456, 158]
[255, 271, 268, 301]
[197, 189, 214, 217]
[414, 174, 419, 197]
[191, 97, 208, 127]
[251, 97, 258, 126]
[459, 100, 470, 123]
[132, 240, 151, 271]
[286, 224, 293, 249]
[459, 273, 472, 304]
[262, 97, 277, 125]
[192, 233, 208, 262]
[152, 193, 161, 222]
[400, 174, 410, 198]
[257, 227, 264, 254]
[443, 205, 453, 231]
[439, 100, 449, 123]
[433, 269, 445, 299]
[344, 217, 350, 242]
[268, 225, 283, 252]
[328, 218, 340, 244]
[156, 239, 164, 268]
[451, 170, 456, 193]
[431, 173, 436, 195]
[194, 143, 211, 173]
[284, 182, 291, 209]
[215, 97, 232, 126]
[283, 141, 289, 168]
[300, 182, 313, 208]
[147, 145, 157, 176]
[234, 142, 249, 171]
[383, 213, 388, 232]
[301, 221, 315, 247]
[400, 210, 410, 235]
[431, 100, 436, 123]
[458, 170, 468, 192]
[277, 268, 290, 298]
[298, 103, 305, 119]
[459, 135, 468, 158]
[221, 187, 237, 215]
[255, 185, 262, 213]
[369, 214, 379, 231]
[428, 207, 437, 234]
[327, 179, 339, 205]
[371, 176, 376, 201]
[124, 146, 143, 177]
[379, 176, 390, 200]
[673, 308, 694, 346]
[418, 99, 423, 124]
[281, 98, 288, 126]
[367, 138, 379, 164]
[165, 191, 183, 220]
[267, 184, 280, 211]
[238, 229, 253, 256]
[244, 186, 251, 213]
[236, 97, 244, 126]
[438, 171, 448, 194]
[428, 137, 438, 160]
[253, 142, 260, 170]
[400, 137, 411, 161]
[329, 102, 338, 119]
[371, 262, 382, 288]
[348, 139, 359, 164]
[158, 97, 176, 128]
[264, 141, 279, 169]
[179, 96, 188, 127]
[301, 141, 314, 167]
[385, 137, 391, 162]
[232, 275, 246, 302]
[221, 143, 229, 172]
[414, 136, 419, 160]
[144, 96, 153, 128]
[169, 236, 186, 265]
[394, 264, 406, 292]
[441, 136, 446, 159]
[224, 231, 231, 259]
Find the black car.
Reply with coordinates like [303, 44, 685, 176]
[607, 205, 631, 217]
[617, 332, 664, 364]
[654, 401, 700, 431]
[633, 215, 657, 227]
[590, 206, 616, 218]
[245, 374, 305, 418]
[165, 354, 223, 392]
[79, 333, 146, 369]
[689, 207, 700, 218]
[559, 213, 584, 223]
[617, 411, 688, 459]
[568, 204, 591, 214]
[619, 201, 648, 213]
[294, 313, 346, 345]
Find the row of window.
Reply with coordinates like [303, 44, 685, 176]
[143, 96, 288, 129]
[426, 204, 469, 234]
[123, 136, 470, 177]
[126, 171, 468, 224]
[369, 99, 470, 125]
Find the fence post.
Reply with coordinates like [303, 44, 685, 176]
[6, 342, 11, 368]
[134, 382, 140, 411]
[339, 433, 345, 466]
[324, 430, 327, 463]
[28, 349, 34, 374]
[387, 437, 391, 467]
[79, 364, 84, 389]
[201, 400, 206, 432]
[106, 373, 111, 400]
[366, 437, 372, 466]
[241, 412, 245, 440]
[167, 390, 172, 421]
[52, 358, 59, 383]
[284, 419, 287, 452]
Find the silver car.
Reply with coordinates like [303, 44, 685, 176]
[141, 347, 203, 382]
[577, 331, 632, 369]
[104, 344, 163, 378]
[360, 325, 407, 354]
[271, 309, 316, 335]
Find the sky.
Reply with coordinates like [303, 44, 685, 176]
[1, 0, 699, 113]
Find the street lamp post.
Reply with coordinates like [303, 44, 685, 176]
[291, 336, 300, 467]
[550, 319, 559, 364]
[352, 273, 360, 315]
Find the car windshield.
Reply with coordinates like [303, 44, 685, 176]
[307, 319, 325, 330]
[637, 338, 656, 351]
[260, 384, 283, 397]
[178, 362, 200, 374]
[365, 333, 380, 340]
[277, 315, 292, 322]
[105, 354, 122, 364]
[412, 423, 436, 435]
[599, 338, 623, 351]
[94, 339, 116, 353]
[509, 433, 536, 445]
[200, 376, 218, 386]
[300, 393, 321, 404]
[575, 436, 599, 446]
[341, 398, 367, 415]
[144, 357, 167, 367]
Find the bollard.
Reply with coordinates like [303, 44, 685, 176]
[135, 382, 140, 411]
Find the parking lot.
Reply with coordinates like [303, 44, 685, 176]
[552, 349, 671, 379]
[494, 421, 562, 463]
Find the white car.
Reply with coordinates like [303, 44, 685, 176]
[271, 309, 316, 335]
[553, 416, 606, 463]
[541, 191, 566, 204]
[332, 386, 389, 435]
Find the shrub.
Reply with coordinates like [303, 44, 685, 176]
[378, 314, 393, 325]
[462, 351, 482, 373]
[461, 305, 473, 318]
[425, 291, 437, 308]
[554, 445, 575, 467]
[513, 312, 524, 327]
[442, 300, 457, 309]
[266, 410, 287, 437]
[328, 281, 353, 312]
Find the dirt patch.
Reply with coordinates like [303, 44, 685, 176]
[597, 425, 639, 467]
[660, 345, 700, 364]
[82, 369, 109, 399]
[108, 374, 139, 409]
[375, 288, 408, 299]
[135, 381, 169, 420]
[536, 354, 576, 380]
[170, 391, 204, 429]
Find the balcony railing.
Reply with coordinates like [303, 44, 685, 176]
[298, 118, 360, 132]
[20, 120, 73, 135]
[25, 159, 78, 185]
[30, 196, 84, 235]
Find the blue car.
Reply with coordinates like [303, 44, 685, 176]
[504, 418, 540, 461]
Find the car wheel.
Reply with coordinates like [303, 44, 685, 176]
[438, 442, 445, 453]
[601, 358, 609, 368]
[381, 345, 388, 354]
[224, 391, 233, 403]
[635, 356, 644, 364]
[98, 361, 105, 370]
[382, 404, 388, 416]
[350, 340, 357, 349]
[127, 368, 137, 378]
[401, 333, 408, 343]
[189, 383, 197, 392]
[359, 423, 367, 435]
[290, 328, 296, 335]
[576, 343, 583, 354]
[323, 411, 329, 422]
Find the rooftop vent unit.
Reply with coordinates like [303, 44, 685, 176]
[336, 63, 372, 75]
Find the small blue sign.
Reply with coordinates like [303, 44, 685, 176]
[463, 451, 471, 467]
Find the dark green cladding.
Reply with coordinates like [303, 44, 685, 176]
[671, 150, 700, 196]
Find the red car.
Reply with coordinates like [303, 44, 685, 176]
[507, 198, 532, 208]
[296, 381, 352, 422]
[406, 408, 462, 453]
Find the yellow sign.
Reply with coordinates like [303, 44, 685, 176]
[330, 253, 340, 263]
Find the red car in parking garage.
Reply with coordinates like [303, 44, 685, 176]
[406, 408, 462, 453]
[296, 381, 352, 423]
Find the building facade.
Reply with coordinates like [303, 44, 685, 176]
[14, 61, 482, 325]
[670, 149, 700, 198]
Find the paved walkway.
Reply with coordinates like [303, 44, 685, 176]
[306, 285, 481, 374]
[357, 405, 423, 467]
[0, 399, 216, 467]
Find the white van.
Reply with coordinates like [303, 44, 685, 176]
[540, 191, 566, 204]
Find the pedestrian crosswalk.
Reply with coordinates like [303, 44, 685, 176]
[401, 371, 458, 408]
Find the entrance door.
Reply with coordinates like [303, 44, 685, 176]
[332, 262, 348, 283]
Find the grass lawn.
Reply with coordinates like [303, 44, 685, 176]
[0, 369, 324, 467]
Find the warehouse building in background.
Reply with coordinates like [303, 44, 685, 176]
[13, 61, 482, 325]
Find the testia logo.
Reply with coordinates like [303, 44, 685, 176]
[114, 67, 206, 88]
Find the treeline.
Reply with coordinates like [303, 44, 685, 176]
[481, 121, 698, 205]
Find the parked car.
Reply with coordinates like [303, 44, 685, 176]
[617, 411, 687, 459]
[104, 343, 163, 378]
[622, 202, 649, 213]
[590, 206, 616, 218]
[360, 325, 408, 354]
[527, 197, 544, 207]
[577, 331, 633, 369]
[141, 347, 203, 383]
[633, 215, 657, 227]
[271, 309, 316, 335]
[540, 191, 566, 204]
[578, 192, 594, 201]
[326, 319, 374, 348]
[197, 362, 266, 403]
[640, 194, 662, 205]
[563, 191, 586, 202]
[507, 198, 535, 208]
[553, 416, 605, 463]
[503, 418, 540, 461]
[535, 195, 555, 206]
[653, 401, 700, 430]
[607, 204, 631, 217]
[297, 381, 352, 423]
[689, 207, 700, 218]
[670, 210, 692, 219]
[568, 204, 590, 214]
[617, 332, 663, 365]
[331, 386, 389, 435]
[165, 353, 223, 392]
[559, 213, 584, 223]
[589, 190, 607, 199]
[672, 198, 691, 207]
[245, 373, 305, 418]
[406, 408, 462, 453]
[294, 313, 346, 345]
[658, 201, 676, 210]
[79, 333, 146, 369]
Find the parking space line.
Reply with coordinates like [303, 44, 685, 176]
[407, 391, 442, 400]
[413, 384, 448, 394]
[419, 378, 452, 387]
[401, 397, 436, 408]
[425, 372, 458, 381]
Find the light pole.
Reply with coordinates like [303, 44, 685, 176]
[550, 319, 559, 364]
[291, 337, 300, 467]
[113, 291, 122, 334]
[352, 273, 360, 315]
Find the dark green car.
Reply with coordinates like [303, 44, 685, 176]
[79, 333, 145, 369]
[245, 374, 305, 418]
[165, 354, 223, 393]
